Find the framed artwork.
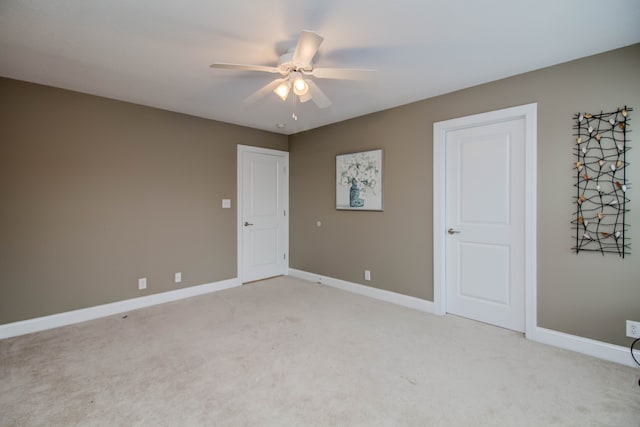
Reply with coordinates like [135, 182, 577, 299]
[336, 149, 383, 211]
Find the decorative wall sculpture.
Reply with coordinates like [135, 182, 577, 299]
[572, 107, 632, 257]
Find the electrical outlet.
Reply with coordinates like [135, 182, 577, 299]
[175, 272, 182, 283]
[627, 320, 640, 338]
[364, 270, 371, 281]
[138, 277, 147, 290]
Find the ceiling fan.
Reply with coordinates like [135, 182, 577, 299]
[209, 30, 375, 109]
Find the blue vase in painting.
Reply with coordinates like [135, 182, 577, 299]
[349, 179, 364, 207]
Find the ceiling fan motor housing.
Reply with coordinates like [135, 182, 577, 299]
[278, 50, 309, 74]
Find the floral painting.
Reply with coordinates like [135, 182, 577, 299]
[336, 149, 383, 211]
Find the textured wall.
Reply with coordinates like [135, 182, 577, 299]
[0, 78, 287, 324]
[289, 44, 640, 346]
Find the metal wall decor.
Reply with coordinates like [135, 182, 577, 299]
[572, 106, 632, 257]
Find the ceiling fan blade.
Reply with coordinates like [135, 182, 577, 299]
[311, 67, 377, 81]
[292, 30, 324, 69]
[244, 78, 287, 104]
[210, 63, 281, 74]
[306, 80, 332, 109]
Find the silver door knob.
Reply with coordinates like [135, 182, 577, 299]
[447, 228, 460, 235]
[244, 221, 254, 226]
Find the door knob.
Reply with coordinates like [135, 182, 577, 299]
[447, 228, 460, 235]
[244, 221, 254, 226]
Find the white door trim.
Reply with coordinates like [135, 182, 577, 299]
[237, 144, 289, 283]
[433, 103, 537, 337]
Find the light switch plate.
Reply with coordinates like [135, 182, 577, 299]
[222, 199, 231, 209]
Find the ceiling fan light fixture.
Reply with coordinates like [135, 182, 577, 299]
[292, 76, 309, 96]
[274, 81, 291, 101]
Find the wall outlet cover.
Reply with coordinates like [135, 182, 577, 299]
[138, 277, 147, 290]
[627, 320, 640, 338]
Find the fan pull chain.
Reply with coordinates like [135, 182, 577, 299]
[292, 90, 298, 120]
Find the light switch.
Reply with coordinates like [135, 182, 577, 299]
[222, 199, 231, 209]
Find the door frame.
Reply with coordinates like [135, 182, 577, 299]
[237, 144, 289, 283]
[433, 103, 537, 337]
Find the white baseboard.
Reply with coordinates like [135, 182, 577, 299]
[289, 269, 639, 368]
[4, 273, 636, 368]
[528, 326, 639, 368]
[0, 278, 241, 340]
[288, 269, 435, 314]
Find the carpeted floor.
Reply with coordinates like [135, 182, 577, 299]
[1, 276, 639, 426]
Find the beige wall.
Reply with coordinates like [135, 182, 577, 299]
[289, 44, 640, 347]
[1, 45, 638, 348]
[0, 77, 287, 324]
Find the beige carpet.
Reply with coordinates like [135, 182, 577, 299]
[1, 276, 638, 426]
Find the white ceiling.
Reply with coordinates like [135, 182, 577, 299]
[1, 1, 639, 135]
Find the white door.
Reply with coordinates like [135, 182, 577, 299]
[444, 118, 525, 332]
[239, 146, 288, 283]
